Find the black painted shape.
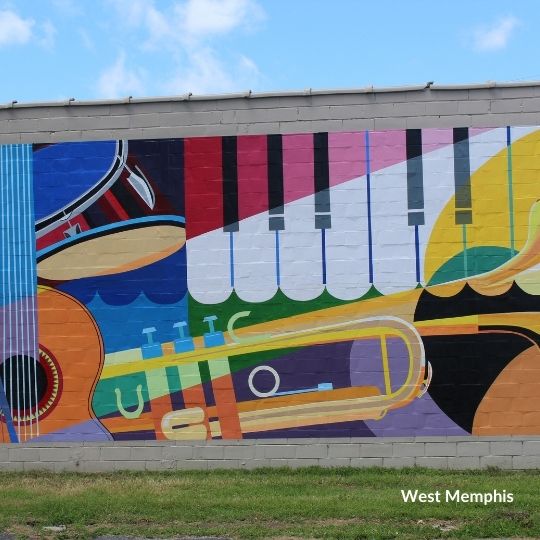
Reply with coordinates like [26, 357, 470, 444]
[424, 333, 531, 433]
[479, 325, 540, 347]
[110, 180, 146, 219]
[267, 134, 284, 214]
[127, 139, 185, 215]
[414, 282, 540, 322]
[406, 129, 423, 159]
[222, 136, 239, 231]
[313, 132, 330, 211]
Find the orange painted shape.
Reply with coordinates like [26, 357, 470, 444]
[35, 287, 104, 437]
[211, 373, 242, 439]
[473, 346, 540, 436]
[182, 384, 210, 439]
[150, 394, 173, 440]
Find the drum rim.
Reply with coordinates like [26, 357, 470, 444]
[36, 215, 185, 263]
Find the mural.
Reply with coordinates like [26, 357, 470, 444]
[1, 127, 540, 443]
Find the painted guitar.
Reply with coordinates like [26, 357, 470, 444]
[0, 287, 104, 443]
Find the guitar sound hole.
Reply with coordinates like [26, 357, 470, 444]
[0, 355, 47, 414]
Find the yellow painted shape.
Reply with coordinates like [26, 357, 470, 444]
[101, 326, 410, 380]
[177, 362, 202, 390]
[146, 368, 169, 401]
[424, 129, 540, 283]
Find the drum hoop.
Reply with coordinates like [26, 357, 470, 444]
[36, 215, 185, 264]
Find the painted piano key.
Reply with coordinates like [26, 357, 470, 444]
[234, 135, 278, 302]
[279, 134, 324, 301]
[325, 132, 371, 300]
[369, 131, 419, 295]
[185, 137, 232, 304]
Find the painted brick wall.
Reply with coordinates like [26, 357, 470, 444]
[1, 84, 540, 469]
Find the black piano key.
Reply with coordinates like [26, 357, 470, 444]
[222, 136, 239, 232]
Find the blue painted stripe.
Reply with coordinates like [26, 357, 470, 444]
[506, 126, 516, 255]
[275, 230, 281, 287]
[229, 231, 235, 288]
[36, 215, 186, 260]
[321, 228, 327, 285]
[365, 130, 374, 284]
[414, 224, 421, 284]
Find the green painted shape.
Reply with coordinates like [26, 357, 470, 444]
[93, 372, 149, 418]
[428, 246, 514, 286]
[165, 366, 181, 395]
[188, 286, 382, 339]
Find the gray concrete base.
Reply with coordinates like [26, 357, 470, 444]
[1, 437, 539, 472]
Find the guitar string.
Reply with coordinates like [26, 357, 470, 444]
[7, 146, 15, 440]
[27, 144, 38, 439]
[21, 144, 30, 440]
[16, 145, 27, 442]
[29, 144, 39, 438]
[24, 145, 32, 440]
[12, 145, 21, 441]
[1, 146, 5, 441]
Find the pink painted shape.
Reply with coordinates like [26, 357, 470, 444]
[328, 132, 366, 186]
[422, 128, 454, 153]
[283, 134, 314, 203]
[470, 127, 494, 137]
[369, 130, 406, 172]
[237, 135, 268, 221]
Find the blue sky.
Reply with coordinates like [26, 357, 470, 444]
[0, 0, 537, 103]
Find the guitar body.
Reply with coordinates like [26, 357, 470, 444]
[0, 287, 104, 441]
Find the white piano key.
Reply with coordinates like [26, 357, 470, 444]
[234, 211, 278, 302]
[279, 194, 325, 301]
[187, 230, 233, 304]
[371, 159, 418, 295]
[325, 176, 371, 300]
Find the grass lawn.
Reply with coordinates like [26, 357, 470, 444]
[0, 467, 539, 539]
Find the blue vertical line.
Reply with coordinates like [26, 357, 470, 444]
[506, 126, 516, 256]
[414, 225, 421, 285]
[462, 224, 468, 278]
[229, 231, 235, 289]
[275, 230, 281, 287]
[365, 130, 374, 284]
[321, 228, 327, 285]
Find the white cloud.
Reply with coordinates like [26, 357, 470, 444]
[176, 0, 265, 40]
[472, 16, 520, 52]
[0, 9, 34, 46]
[98, 0, 265, 97]
[96, 51, 146, 98]
[164, 48, 261, 95]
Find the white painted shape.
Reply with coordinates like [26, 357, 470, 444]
[234, 211, 278, 302]
[187, 229, 232, 304]
[279, 194, 324, 301]
[370, 159, 417, 295]
[325, 175, 371, 300]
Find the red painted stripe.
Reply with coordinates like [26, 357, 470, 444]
[237, 135, 268, 221]
[102, 189, 130, 221]
[184, 137, 223, 239]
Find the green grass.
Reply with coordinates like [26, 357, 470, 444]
[0, 467, 539, 539]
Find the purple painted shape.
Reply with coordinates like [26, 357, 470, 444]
[350, 337, 409, 393]
[0, 297, 38, 360]
[29, 419, 112, 442]
[364, 392, 469, 437]
[231, 341, 354, 404]
[244, 419, 374, 439]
